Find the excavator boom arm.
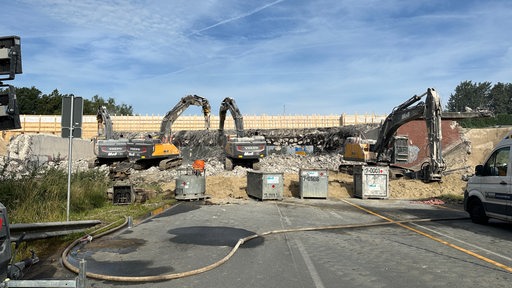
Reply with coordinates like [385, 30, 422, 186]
[373, 97, 426, 162]
[219, 97, 244, 139]
[159, 95, 211, 141]
[96, 106, 114, 139]
[424, 88, 445, 180]
[372, 88, 445, 181]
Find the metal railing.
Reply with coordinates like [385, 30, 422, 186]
[9, 221, 101, 241]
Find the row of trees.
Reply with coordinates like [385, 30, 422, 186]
[6, 81, 512, 116]
[446, 81, 512, 114]
[13, 86, 133, 115]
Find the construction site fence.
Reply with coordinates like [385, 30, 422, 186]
[1, 114, 386, 140]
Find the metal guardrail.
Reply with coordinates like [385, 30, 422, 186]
[9, 220, 101, 241]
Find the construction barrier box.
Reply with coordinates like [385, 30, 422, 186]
[353, 165, 389, 199]
[112, 181, 136, 205]
[299, 168, 328, 199]
[247, 171, 283, 200]
[175, 167, 206, 200]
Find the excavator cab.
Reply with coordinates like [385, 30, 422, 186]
[343, 136, 376, 162]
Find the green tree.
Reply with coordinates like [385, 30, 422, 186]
[446, 81, 492, 112]
[39, 89, 67, 114]
[14, 86, 133, 115]
[15, 86, 42, 114]
[489, 82, 512, 114]
[84, 95, 133, 115]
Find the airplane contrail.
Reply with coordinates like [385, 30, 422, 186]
[191, 0, 286, 35]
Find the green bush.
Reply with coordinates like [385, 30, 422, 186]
[458, 114, 512, 128]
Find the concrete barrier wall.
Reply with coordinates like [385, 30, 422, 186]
[8, 134, 95, 162]
[31, 134, 95, 160]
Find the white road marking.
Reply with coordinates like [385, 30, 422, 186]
[412, 223, 512, 262]
[294, 239, 326, 288]
[276, 204, 326, 288]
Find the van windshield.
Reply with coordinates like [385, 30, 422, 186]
[483, 147, 510, 176]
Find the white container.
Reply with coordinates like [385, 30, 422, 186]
[299, 169, 328, 199]
[247, 171, 283, 200]
[353, 165, 389, 199]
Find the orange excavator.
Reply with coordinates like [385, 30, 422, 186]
[127, 95, 211, 170]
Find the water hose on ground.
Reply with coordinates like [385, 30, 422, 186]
[61, 215, 469, 282]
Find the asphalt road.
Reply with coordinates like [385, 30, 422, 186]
[55, 198, 512, 287]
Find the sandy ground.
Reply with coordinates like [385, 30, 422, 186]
[160, 169, 468, 205]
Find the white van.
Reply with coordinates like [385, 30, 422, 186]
[464, 132, 512, 224]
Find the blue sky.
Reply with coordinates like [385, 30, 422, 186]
[2, 0, 511, 116]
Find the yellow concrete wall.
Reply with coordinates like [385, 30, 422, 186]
[2, 113, 386, 140]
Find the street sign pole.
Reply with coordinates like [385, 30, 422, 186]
[61, 95, 83, 222]
[66, 96, 74, 222]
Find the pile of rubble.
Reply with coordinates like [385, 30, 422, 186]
[4, 125, 503, 203]
[172, 125, 370, 153]
[0, 129, 349, 183]
[0, 134, 101, 179]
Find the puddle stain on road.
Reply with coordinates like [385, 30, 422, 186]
[168, 226, 264, 248]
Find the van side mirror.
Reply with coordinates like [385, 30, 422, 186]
[475, 165, 484, 176]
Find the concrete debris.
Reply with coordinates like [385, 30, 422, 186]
[1, 134, 101, 179]
[8, 134, 32, 160]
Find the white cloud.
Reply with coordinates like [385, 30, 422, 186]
[3, 0, 512, 115]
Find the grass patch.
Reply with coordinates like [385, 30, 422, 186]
[0, 167, 176, 262]
[0, 168, 111, 223]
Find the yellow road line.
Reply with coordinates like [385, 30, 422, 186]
[341, 199, 512, 273]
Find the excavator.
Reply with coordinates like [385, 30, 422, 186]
[127, 95, 211, 170]
[341, 88, 446, 182]
[93, 106, 129, 166]
[218, 97, 266, 170]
